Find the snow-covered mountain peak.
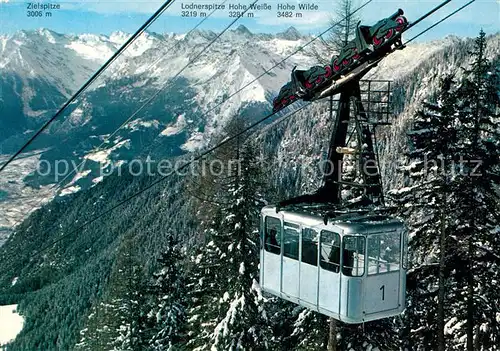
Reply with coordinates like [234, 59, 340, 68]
[184, 28, 217, 41]
[35, 28, 58, 43]
[76, 33, 109, 44]
[234, 24, 253, 36]
[109, 30, 129, 45]
[277, 26, 302, 41]
[65, 35, 116, 61]
[0, 29, 498, 245]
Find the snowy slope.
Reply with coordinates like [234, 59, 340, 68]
[0, 29, 161, 92]
[0, 305, 24, 350]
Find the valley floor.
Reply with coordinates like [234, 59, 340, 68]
[0, 151, 56, 246]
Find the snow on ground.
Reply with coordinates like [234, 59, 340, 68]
[109, 31, 129, 46]
[444, 317, 466, 335]
[0, 37, 7, 53]
[68, 169, 91, 186]
[68, 107, 92, 126]
[124, 118, 160, 132]
[108, 31, 157, 57]
[59, 185, 81, 197]
[0, 305, 24, 350]
[84, 139, 131, 168]
[238, 69, 267, 103]
[38, 29, 56, 44]
[180, 132, 205, 152]
[365, 38, 456, 82]
[183, 60, 218, 81]
[65, 39, 115, 62]
[266, 38, 307, 57]
[92, 176, 104, 185]
[160, 114, 186, 137]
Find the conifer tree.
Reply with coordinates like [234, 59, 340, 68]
[186, 118, 272, 350]
[75, 236, 147, 350]
[288, 308, 329, 350]
[446, 29, 500, 350]
[390, 74, 460, 350]
[145, 236, 187, 350]
[392, 30, 499, 350]
[306, 0, 361, 64]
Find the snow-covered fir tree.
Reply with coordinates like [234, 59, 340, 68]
[391, 30, 499, 351]
[186, 118, 272, 350]
[287, 308, 328, 350]
[444, 29, 500, 351]
[144, 236, 187, 350]
[75, 236, 148, 351]
[389, 74, 462, 350]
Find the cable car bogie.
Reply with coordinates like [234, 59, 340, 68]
[272, 9, 408, 113]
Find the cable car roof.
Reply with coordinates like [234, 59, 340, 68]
[262, 205, 404, 235]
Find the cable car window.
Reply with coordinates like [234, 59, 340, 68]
[283, 222, 299, 260]
[402, 230, 408, 269]
[301, 228, 319, 266]
[342, 236, 365, 277]
[264, 216, 281, 255]
[367, 232, 400, 275]
[320, 230, 341, 273]
[260, 216, 264, 247]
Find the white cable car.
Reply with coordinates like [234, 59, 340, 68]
[259, 205, 407, 324]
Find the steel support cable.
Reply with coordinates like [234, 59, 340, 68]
[6, 0, 362, 236]
[403, 0, 476, 45]
[142, 0, 457, 157]
[42, 0, 229, 167]
[55, 0, 257, 186]
[3, 0, 246, 233]
[34, 103, 311, 255]
[143, 0, 374, 156]
[6, 0, 369, 193]
[13, 4, 261, 248]
[0, 0, 178, 173]
[73, 0, 373, 166]
[29, 0, 473, 254]
[403, 0, 451, 33]
[2, 0, 233, 234]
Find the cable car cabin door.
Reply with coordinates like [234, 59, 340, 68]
[364, 230, 403, 315]
[261, 215, 282, 295]
[318, 229, 342, 317]
[281, 221, 301, 300]
[299, 227, 320, 308]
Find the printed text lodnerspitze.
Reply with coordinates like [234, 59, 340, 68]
[180, 2, 320, 18]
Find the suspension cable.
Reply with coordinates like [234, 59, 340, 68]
[49, 0, 254, 192]
[3, 0, 243, 233]
[0, 0, 177, 173]
[34, 103, 311, 255]
[143, 0, 374, 157]
[404, 0, 476, 45]
[20, 0, 474, 254]
[4, 0, 369, 235]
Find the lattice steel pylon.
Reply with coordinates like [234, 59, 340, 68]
[278, 78, 394, 212]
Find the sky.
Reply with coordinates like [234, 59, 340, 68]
[0, 0, 498, 41]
